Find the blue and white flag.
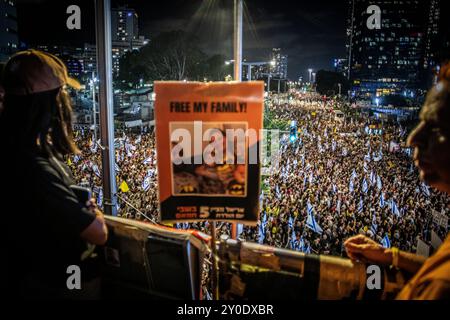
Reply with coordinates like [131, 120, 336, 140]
[370, 214, 378, 234]
[332, 140, 336, 152]
[306, 205, 323, 234]
[142, 176, 151, 191]
[304, 245, 311, 254]
[307, 201, 313, 216]
[379, 193, 385, 208]
[349, 179, 354, 193]
[351, 169, 357, 180]
[97, 188, 103, 207]
[381, 235, 391, 248]
[377, 175, 382, 191]
[309, 172, 314, 184]
[115, 162, 120, 172]
[73, 155, 80, 163]
[358, 197, 364, 213]
[92, 164, 101, 177]
[391, 199, 401, 217]
[362, 178, 368, 193]
[288, 216, 294, 229]
[421, 182, 431, 197]
[336, 198, 341, 214]
[364, 151, 371, 162]
[299, 236, 305, 252]
[363, 162, 369, 173]
[143, 157, 152, 165]
[258, 212, 267, 244]
[90, 139, 98, 153]
[332, 184, 337, 194]
[135, 135, 142, 144]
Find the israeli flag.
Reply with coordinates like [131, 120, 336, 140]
[363, 162, 369, 173]
[358, 197, 364, 213]
[309, 172, 314, 184]
[379, 193, 385, 208]
[332, 184, 337, 194]
[73, 155, 80, 163]
[364, 151, 371, 162]
[307, 201, 313, 216]
[370, 214, 378, 234]
[306, 206, 323, 234]
[142, 176, 151, 191]
[90, 140, 98, 153]
[299, 236, 306, 252]
[259, 212, 267, 244]
[288, 216, 294, 229]
[362, 178, 368, 193]
[391, 199, 401, 217]
[97, 188, 103, 207]
[421, 183, 431, 197]
[349, 178, 354, 193]
[377, 175, 382, 191]
[381, 235, 391, 248]
[115, 162, 120, 172]
[332, 140, 336, 152]
[351, 169, 357, 180]
[143, 157, 152, 165]
[336, 199, 341, 213]
[304, 245, 311, 254]
[92, 164, 101, 177]
[135, 135, 142, 144]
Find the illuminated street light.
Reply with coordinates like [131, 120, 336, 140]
[308, 68, 313, 83]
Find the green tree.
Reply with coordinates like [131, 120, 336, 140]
[117, 30, 208, 86]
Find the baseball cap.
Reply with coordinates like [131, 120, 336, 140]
[2, 49, 81, 95]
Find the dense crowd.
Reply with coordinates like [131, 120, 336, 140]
[68, 92, 449, 258]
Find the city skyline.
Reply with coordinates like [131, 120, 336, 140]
[13, 0, 349, 80]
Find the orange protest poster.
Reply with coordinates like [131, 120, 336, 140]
[154, 81, 264, 225]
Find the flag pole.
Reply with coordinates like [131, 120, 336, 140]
[231, 0, 243, 240]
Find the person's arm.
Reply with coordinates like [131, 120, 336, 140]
[80, 208, 108, 245]
[344, 235, 426, 274]
[384, 248, 427, 274]
[34, 158, 108, 246]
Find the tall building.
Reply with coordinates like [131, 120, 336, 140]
[111, 6, 148, 77]
[270, 48, 288, 79]
[347, 0, 440, 98]
[36, 44, 85, 79]
[0, 0, 19, 62]
[334, 58, 349, 76]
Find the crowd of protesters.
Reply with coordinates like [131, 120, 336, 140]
[67, 91, 449, 257]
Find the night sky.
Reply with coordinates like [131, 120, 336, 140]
[15, 0, 348, 80]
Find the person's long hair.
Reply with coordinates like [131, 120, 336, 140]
[0, 87, 80, 157]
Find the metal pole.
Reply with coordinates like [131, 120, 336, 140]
[92, 72, 97, 142]
[248, 64, 252, 81]
[210, 221, 219, 300]
[232, 0, 243, 238]
[277, 79, 281, 93]
[95, 0, 117, 216]
[233, 0, 243, 81]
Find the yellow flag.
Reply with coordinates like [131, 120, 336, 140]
[119, 181, 129, 193]
[67, 158, 72, 166]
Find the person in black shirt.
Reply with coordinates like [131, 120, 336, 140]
[0, 50, 108, 299]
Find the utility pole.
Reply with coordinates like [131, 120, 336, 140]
[95, 0, 117, 216]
